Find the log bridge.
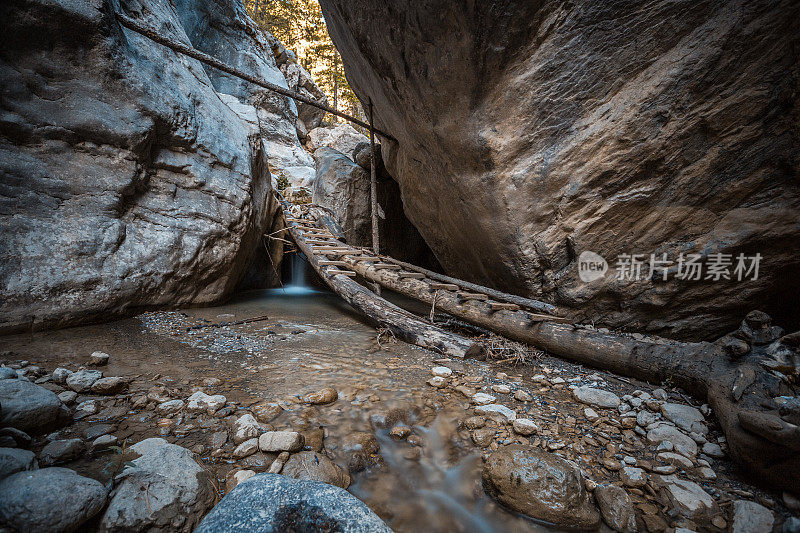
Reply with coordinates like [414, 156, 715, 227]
[281, 206, 800, 492]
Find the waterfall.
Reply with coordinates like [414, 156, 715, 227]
[281, 253, 316, 295]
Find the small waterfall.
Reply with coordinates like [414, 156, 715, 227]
[281, 253, 316, 295]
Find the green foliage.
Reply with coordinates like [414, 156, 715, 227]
[244, 0, 363, 123]
[275, 172, 290, 190]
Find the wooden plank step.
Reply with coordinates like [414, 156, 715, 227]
[296, 225, 324, 231]
[372, 263, 401, 270]
[457, 291, 488, 301]
[398, 271, 426, 279]
[429, 282, 460, 291]
[489, 302, 520, 312]
[285, 217, 304, 222]
[528, 313, 572, 324]
[349, 255, 380, 261]
[318, 260, 348, 266]
[325, 269, 356, 277]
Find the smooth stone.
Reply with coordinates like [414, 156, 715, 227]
[572, 386, 621, 409]
[233, 438, 259, 459]
[514, 390, 532, 402]
[463, 416, 486, 429]
[0, 368, 17, 380]
[431, 366, 452, 377]
[584, 407, 600, 422]
[225, 469, 256, 492]
[157, 399, 185, 414]
[702, 442, 724, 458]
[472, 392, 496, 405]
[475, 404, 517, 422]
[659, 475, 719, 522]
[731, 500, 774, 533]
[89, 352, 110, 366]
[647, 424, 697, 458]
[482, 446, 600, 529]
[620, 466, 647, 488]
[0, 467, 106, 531]
[595, 484, 637, 533]
[0, 448, 36, 480]
[66, 370, 103, 393]
[232, 413, 262, 444]
[472, 428, 495, 447]
[0, 380, 71, 433]
[58, 390, 78, 404]
[661, 403, 707, 435]
[39, 438, 84, 466]
[186, 391, 227, 413]
[51, 368, 73, 384]
[99, 438, 215, 532]
[341, 432, 380, 455]
[492, 384, 511, 394]
[512, 418, 538, 436]
[259, 431, 304, 452]
[194, 473, 390, 532]
[90, 376, 127, 395]
[92, 434, 118, 449]
[300, 387, 338, 405]
[657, 452, 694, 469]
[251, 402, 282, 422]
[282, 451, 351, 488]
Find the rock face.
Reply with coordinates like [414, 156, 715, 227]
[0, 0, 324, 333]
[313, 148, 372, 244]
[99, 438, 215, 532]
[319, 0, 800, 338]
[482, 445, 600, 529]
[195, 473, 390, 533]
[0, 467, 107, 532]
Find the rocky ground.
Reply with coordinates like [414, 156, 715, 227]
[0, 291, 798, 532]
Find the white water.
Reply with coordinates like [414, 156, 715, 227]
[277, 253, 318, 296]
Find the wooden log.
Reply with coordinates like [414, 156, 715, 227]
[375, 255, 561, 315]
[372, 263, 401, 270]
[399, 272, 426, 279]
[490, 302, 520, 312]
[457, 292, 488, 301]
[429, 282, 460, 291]
[287, 224, 485, 359]
[318, 260, 349, 266]
[325, 269, 357, 277]
[349, 255, 380, 261]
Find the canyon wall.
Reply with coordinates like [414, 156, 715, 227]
[0, 0, 317, 332]
[320, 0, 800, 339]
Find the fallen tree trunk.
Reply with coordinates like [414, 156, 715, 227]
[338, 249, 800, 491]
[286, 224, 485, 359]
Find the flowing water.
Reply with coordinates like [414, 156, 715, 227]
[2, 287, 562, 532]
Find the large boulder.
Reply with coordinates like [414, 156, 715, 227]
[281, 62, 329, 132]
[99, 438, 216, 532]
[0, 467, 107, 532]
[0, 0, 298, 333]
[312, 147, 372, 245]
[0, 379, 71, 433]
[320, 0, 800, 339]
[282, 451, 351, 489]
[307, 123, 369, 156]
[482, 445, 600, 529]
[195, 473, 390, 533]
[0, 448, 36, 480]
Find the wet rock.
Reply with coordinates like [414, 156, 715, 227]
[584, 407, 600, 422]
[0, 448, 36, 480]
[731, 500, 774, 533]
[595, 484, 637, 533]
[482, 446, 600, 529]
[259, 431, 305, 452]
[252, 402, 283, 423]
[620, 466, 646, 488]
[492, 384, 511, 394]
[282, 451, 351, 489]
[341, 432, 380, 455]
[225, 469, 256, 492]
[91, 376, 127, 395]
[475, 403, 517, 422]
[300, 387, 338, 405]
[427, 376, 447, 388]
[232, 413, 262, 444]
[572, 387, 620, 409]
[658, 475, 719, 522]
[0, 368, 17, 380]
[39, 438, 84, 466]
[657, 452, 693, 469]
[240, 452, 278, 471]
[99, 438, 215, 532]
[0, 467, 106, 531]
[186, 391, 227, 413]
[66, 370, 103, 393]
[158, 399, 185, 414]
[512, 418, 538, 436]
[389, 425, 411, 440]
[647, 424, 697, 458]
[89, 352, 110, 366]
[195, 473, 390, 532]
[234, 438, 259, 459]
[0, 379, 70, 433]
[661, 403, 707, 435]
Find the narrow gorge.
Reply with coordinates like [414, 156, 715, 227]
[1, 0, 798, 532]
